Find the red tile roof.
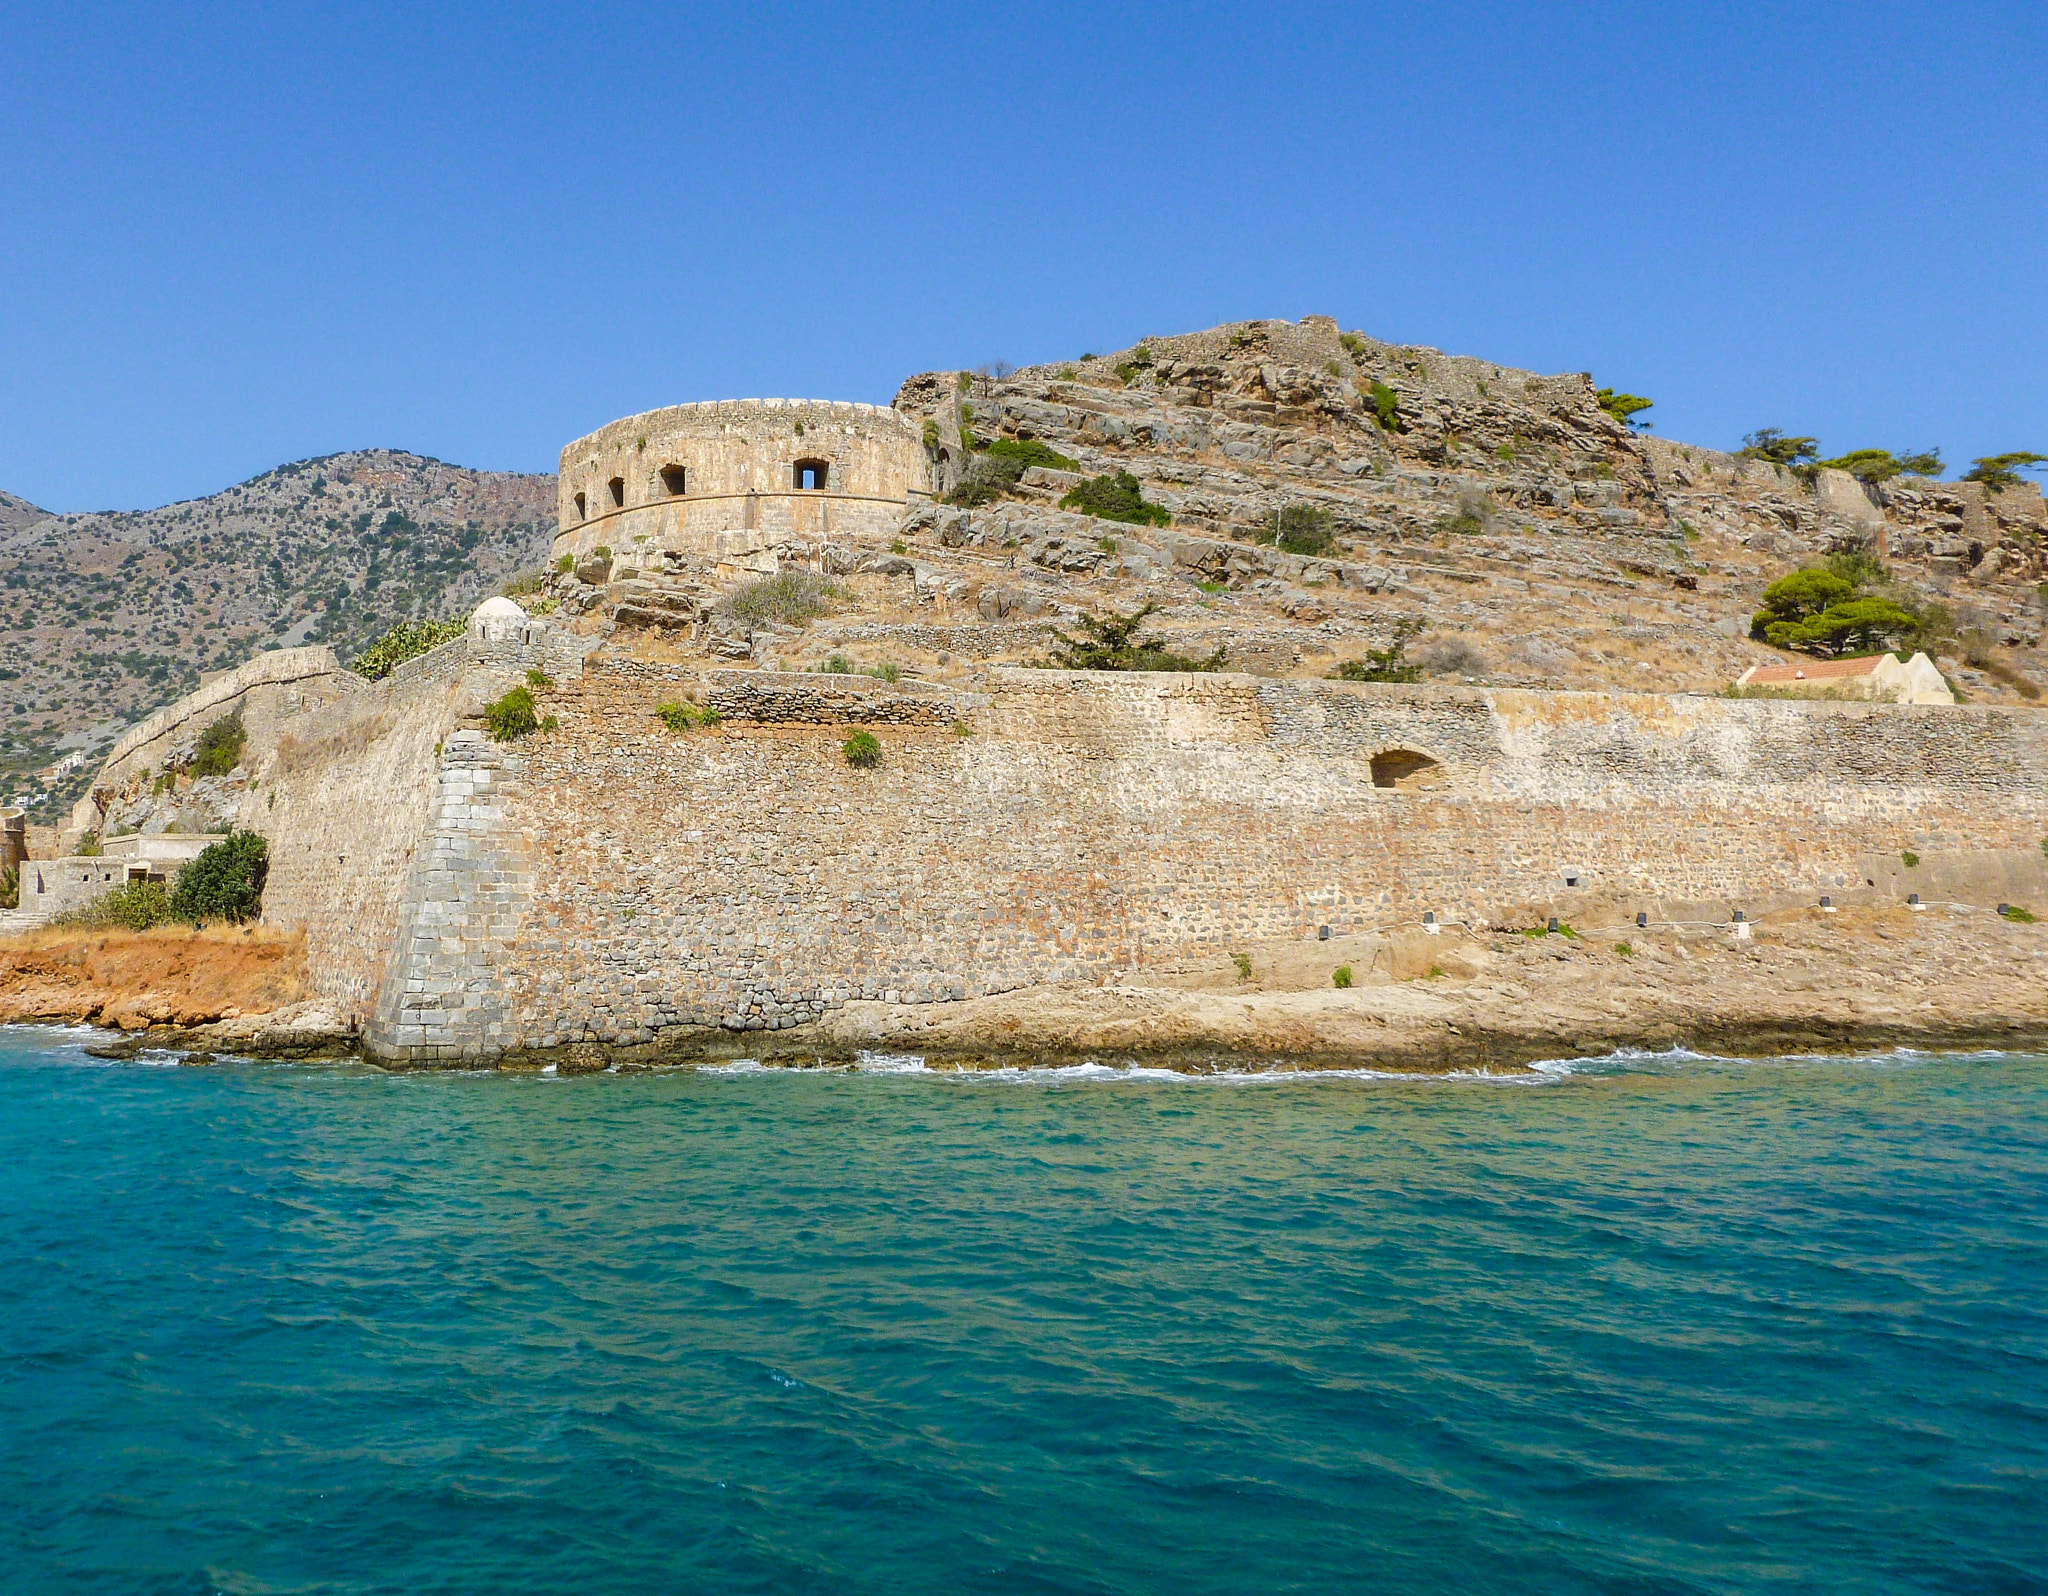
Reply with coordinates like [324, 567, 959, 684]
[1745, 655, 1887, 685]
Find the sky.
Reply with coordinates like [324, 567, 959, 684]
[1, 0, 2043, 513]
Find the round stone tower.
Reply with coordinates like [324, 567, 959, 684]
[554, 398, 934, 570]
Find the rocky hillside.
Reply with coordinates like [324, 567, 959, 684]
[553, 313, 2044, 712]
[1, 451, 554, 820]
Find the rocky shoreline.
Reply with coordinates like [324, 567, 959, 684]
[12, 904, 2043, 1075]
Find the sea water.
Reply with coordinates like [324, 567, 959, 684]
[1, 1028, 2043, 1595]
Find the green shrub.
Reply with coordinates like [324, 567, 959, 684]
[1963, 452, 2047, 491]
[67, 877, 175, 931]
[1596, 388, 1653, 429]
[1815, 448, 1943, 483]
[862, 661, 902, 683]
[484, 687, 538, 742]
[891, 540, 909, 554]
[1057, 471, 1171, 527]
[656, 700, 720, 731]
[1332, 965, 1352, 989]
[1739, 429, 1819, 469]
[1112, 345, 1154, 383]
[1098, 534, 1119, 555]
[821, 654, 853, 674]
[1043, 605, 1226, 672]
[951, 719, 975, 738]
[725, 570, 834, 626]
[922, 419, 941, 452]
[1329, 619, 1424, 683]
[1338, 332, 1367, 359]
[946, 437, 1083, 507]
[171, 831, 268, 923]
[2000, 904, 2036, 923]
[1902, 851, 1920, 868]
[1267, 504, 1335, 556]
[76, 831, 102, 858]
[526, 668, 553, 688]
[555, 553, 575, 573]
[1613, 941, 1635, 957]
[0, 864, 16, 911]
[188, 712, 246, 778]
[842, 731, 881, 768]
[982, 437, 1078, 472]
[354, 618, 464, 680]
[592, 545, 612, 561]
[1233, 952, 1252, 981]
[1367, 381, 1402, 432]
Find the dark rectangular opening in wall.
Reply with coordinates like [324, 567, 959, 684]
[608, 476, 626, 507]
[794, 458, 829, 491]
[573, 492, 586, 520]
[659, 465, 688, 496]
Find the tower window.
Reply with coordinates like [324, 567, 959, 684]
[573, 492, 586, 520]
[608, 476, 626, 508]
[794, 458, 829, 491]
[660, 464, 688, 496]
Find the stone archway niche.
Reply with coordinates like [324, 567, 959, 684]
[1370, 749, 1445, 791]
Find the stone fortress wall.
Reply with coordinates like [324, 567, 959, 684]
[355, 650, 2048, 1065]
[553, 400, 934, 574]
[44, 372, 2048, 1064]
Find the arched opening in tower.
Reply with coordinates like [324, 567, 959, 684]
[794, 459, 830, 491]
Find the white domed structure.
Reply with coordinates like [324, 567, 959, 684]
[469, 595, 529, 642]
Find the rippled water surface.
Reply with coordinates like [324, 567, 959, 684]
[3, 1030, 2045, 1594]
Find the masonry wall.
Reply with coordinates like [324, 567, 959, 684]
[555, 398, 933, 565]
[253, 627, 586, 1027]
[352, 665, 2048, 1063]
[81, 645, 355, 831]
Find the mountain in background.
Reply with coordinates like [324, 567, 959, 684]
[2, 451, 555, 820]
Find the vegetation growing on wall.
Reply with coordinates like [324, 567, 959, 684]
[842, 731, 881, 768]
[656, 700, 721, 731]
[1057, 472, 1171, 527]
[354, 618, 465, 680]
[1042, 605, 1226, 672]
[483, 687, 538, 741]
[187, 712, 246, 778]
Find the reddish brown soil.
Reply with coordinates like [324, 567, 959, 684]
[0, 927, 308, 1030]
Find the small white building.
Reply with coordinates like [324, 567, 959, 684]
[1735, 651, 1954, 705]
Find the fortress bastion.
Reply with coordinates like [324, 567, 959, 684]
[553, 399, 933, 573]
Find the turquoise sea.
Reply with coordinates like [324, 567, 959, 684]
[1, 1028, 2044, 1595]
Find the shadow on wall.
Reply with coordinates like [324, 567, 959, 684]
[1371, 749, 1444, 789]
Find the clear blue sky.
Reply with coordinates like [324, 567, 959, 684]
[3, 1, 2042, 513]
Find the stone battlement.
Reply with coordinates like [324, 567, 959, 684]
[554, 398, 933, 569]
